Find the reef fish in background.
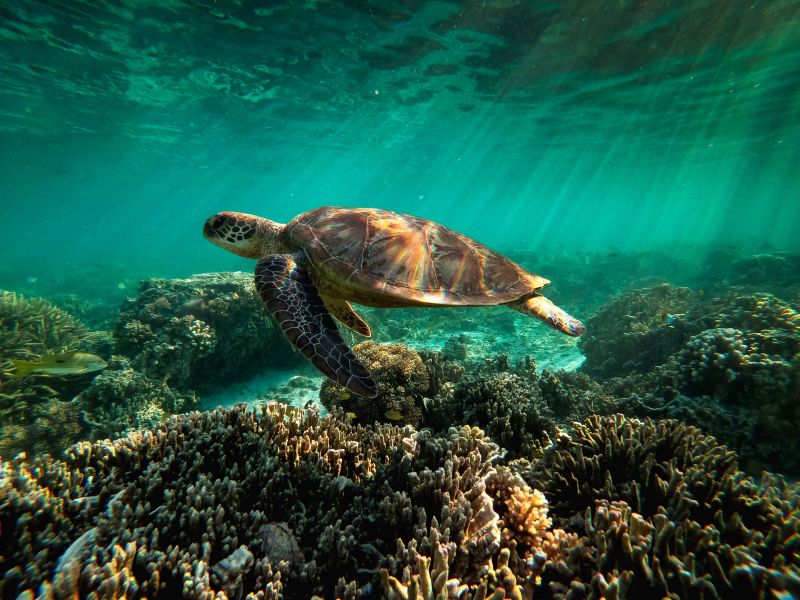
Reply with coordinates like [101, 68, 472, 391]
[384, 410, 404, 421]
[11, 352, 107, 378]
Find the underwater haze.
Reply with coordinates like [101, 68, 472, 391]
[2, 2, 800, 599]
[2, 0, 800, 282]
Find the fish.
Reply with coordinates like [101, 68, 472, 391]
[11, 352, 108, 378]
[384, 410, 403, 421]
[346, 412, 357, 419]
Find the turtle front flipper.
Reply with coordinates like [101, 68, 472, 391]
[255, 255, 378, 397]
[508, 294, 586, 337]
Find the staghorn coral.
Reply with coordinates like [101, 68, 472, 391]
[525, 414, 740, 520]
[320, 341, 430, 426]
[114, 272, 302, 391]
[0, 403, 509, 598]
[577, 495, 800, 600]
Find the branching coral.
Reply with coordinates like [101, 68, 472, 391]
[0, 404, 506, 598]
[585, 287, 800, 475]
[427, 370, 555, 459]
[522, 414, 800, 599]
[3, 408, 798, 600]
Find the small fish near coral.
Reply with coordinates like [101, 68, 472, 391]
[11, 352, 107, 378]
[203, 206, 586, 398]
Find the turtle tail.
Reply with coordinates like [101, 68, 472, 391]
[508, 294, 586, 337]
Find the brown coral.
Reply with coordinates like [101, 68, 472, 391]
[0, 291, 97, 456]
[320, 341, 429, 426]
[524, 414, 800, 599]
[1, 404, 506, 598]
[114, 272, 301, 391]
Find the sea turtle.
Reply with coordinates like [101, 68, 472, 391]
[203, 206, 585, 398]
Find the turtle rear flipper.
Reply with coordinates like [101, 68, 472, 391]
[255, 255, 378, 398]
[508, 294, 586, 337]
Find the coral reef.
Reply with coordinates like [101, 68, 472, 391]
[2, 408, 798, 599]
[0, 291, 98, 456]
[320, 341, 430, 426]
[431, 370, 555, 459]
[114, 272, 302, 391]
[521, 415, 800, 599]
[74, 356, 197, 441]
[581, 287, 800, 475]
[578, 284, 701, 379]
[1, 403, 517, 598]
[422, 356, 616, 458]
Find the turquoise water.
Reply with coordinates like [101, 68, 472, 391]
[1, 2, 800, 599]
[2, 0, 799, 283]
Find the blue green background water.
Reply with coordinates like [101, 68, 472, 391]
[2, 0, 799, 293]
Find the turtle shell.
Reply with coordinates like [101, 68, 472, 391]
[284, 206, 550, 306]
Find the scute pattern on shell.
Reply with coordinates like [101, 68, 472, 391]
[286, 207, 548, 305]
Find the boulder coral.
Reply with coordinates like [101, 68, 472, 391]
[114, 272, 302, 391]
[320, 341, 430, 426]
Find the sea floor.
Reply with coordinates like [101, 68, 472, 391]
[200, 326, 585, 413]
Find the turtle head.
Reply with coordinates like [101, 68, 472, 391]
[203, 212, 287, 258]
